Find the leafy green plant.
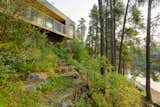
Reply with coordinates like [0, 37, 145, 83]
[92, 93, 112, 107]
[39, 77, 62, 92]
[0, 12, 58, 73]
[105, 73, 142, 107]
[75, 98, 91, 107]
[70, 40, 89, 62]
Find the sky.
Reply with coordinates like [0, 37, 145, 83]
[47, 0, 97, 26]
[46, 0, 160, 42]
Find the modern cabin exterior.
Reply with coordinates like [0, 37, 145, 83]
[0, 0, 75, 39]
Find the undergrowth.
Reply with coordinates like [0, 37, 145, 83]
[0, 13, 143, 107]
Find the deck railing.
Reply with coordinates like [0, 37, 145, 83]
[23, 6, 66, 35]
[0, 0, 75, 38]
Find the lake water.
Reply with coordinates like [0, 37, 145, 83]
[127, 74, 160, 92]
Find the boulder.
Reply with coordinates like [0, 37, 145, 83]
[27, 72, 48, 82]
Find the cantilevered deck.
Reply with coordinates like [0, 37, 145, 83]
[0, 0, 75, 39]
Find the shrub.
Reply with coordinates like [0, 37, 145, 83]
[70, 40, 89, 62]
[0, 13, 58, 73]
[92, 93, 112, 107]
[0, 73, 46, 107]
[75, 98, 91, 107]
[105, 73, 142, 107]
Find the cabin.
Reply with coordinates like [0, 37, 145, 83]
[0, 0, 75, 41]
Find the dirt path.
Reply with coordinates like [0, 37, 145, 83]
[57, 93, 73, 107]
[56, 71, 88, 107]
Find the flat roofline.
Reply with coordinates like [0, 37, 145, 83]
[37, 0, 75, 24]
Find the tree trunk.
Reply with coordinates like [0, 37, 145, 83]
[95, 23, 99, 54]
[146, 0, 152, 102]
[118, 0, 130, 74]
[122, 60, 125, 75]
[88, 27, 92, 49]
[110, 0, 116, 71]
[98, 0, 105, 75]
[113, 0, 116, 70]
[105, 0, 109, 57]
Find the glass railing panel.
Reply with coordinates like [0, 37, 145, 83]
[68, 25, 74, 37]
[26, 6, 65, 34]
[45, 18, 53, 29]
[0, 0, 68, 36]
[65, 23, 75, 38]
[54, 20, 62, 33]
